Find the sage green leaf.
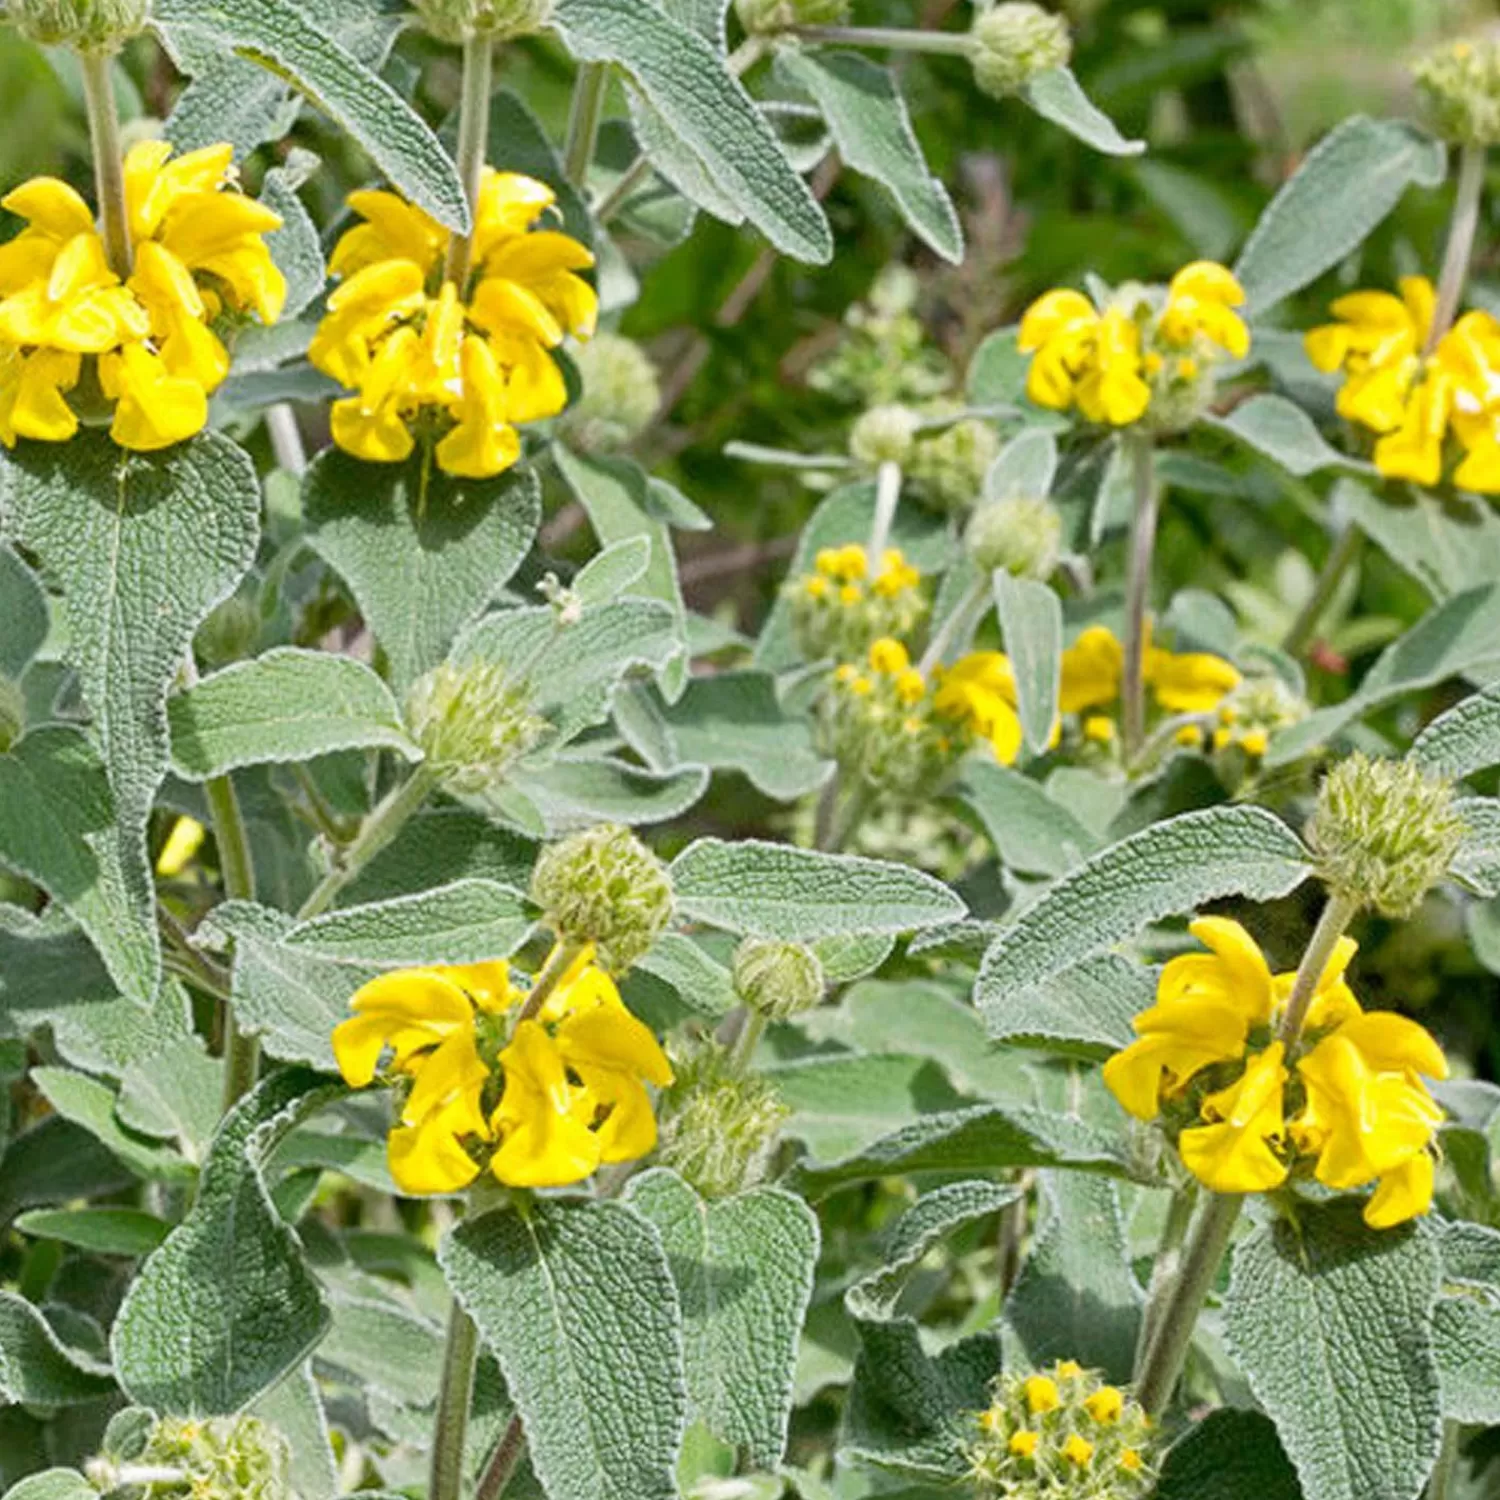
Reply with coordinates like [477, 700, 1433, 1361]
[653, 672, 830, 800]
[554, 0, 832, 263]
[777, 51, 962, 263]
[1022, 67, 1145, 157]
[152, 0, 468, 230]
[0, 544, 45, 679]
[339, 808, 536, 908]
[0, 1472, 96, 1500]
[200, 902, 377, 1070]
[1235, 116, 1446, 315]
[1155, 1410, 1301, 1500]
[31, 1067, 194, 1186]
[1452, 798, 1500, 896]
[441, 1198, 687, 1500]
[0, 1117, 135, 1230]
[0, 728, 157, 1006]
[113, 1069, 341, 1415]
[1, 432, 262, 1003]
[986, 427, 1058, 499]
[0, 1292, 115, 1407]
[1433, 1296, 1500, 1424]
[1210, 394, 1357, 477]
[260, 160, 326, 321]
[994, 573, 1062, 756]
[980, 953, 1147, 1057]
[1002, 1173, 1141, 1382]
[958, 759, 1100, 878]
[284, 879, 532, 966]
[1268, 582, 1500, 765]
[626, 1169, 819, 1468]
[169, 649, 419, 779]
[251, 1363, 338, 1500]
[1411, 682, 1500, 780]
[672, 839, 966, 938]
[974, 806, 1310, 1010]
[14, 1208, 169, 1258]
[318, 1294, 444, 1409]
[501, 757, 709, 835]
[116, 1037, 223, 1164]
[303, 451, 541, 692]
[814, 931, 895, 984]
[1223, 1200, 1442, 1500]
[573, 537, 653, 605]
[629, 932, 738, 1021]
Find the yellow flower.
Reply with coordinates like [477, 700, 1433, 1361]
[1008, 1430, 1040, 1459]
[1073, 306, 1150, 427]
[933, 651, 1024, 766]
[436, 336, 523, 480]
[1055, 1360, 1084, 1379]
[1121, 1449, 1144, 1472]
[1158, 261, 1250, 359]
[155, 816, 206, 877]
[873, 548, 921, 597]
[1175, 723, 1205, 749]
[1178, 1041, 1289, 1193]
[1059, 624, 1124, 714]
[816, 544, 869, 583]
[0, 343, 81, 446]
[1372, 368, 1456, 487]
[1305, 278, 1433, 431]
[1024, 1375, 1060, 1414]
[100, 341, 210, 452]
[1084, 1386, 1124, 1423]
[1102, 916, 1274, 1120]
[1144, 646, 1241, 714]
[1018, 288, 1099, 412]
[1062, 1434, 1095, 1468]
[1085, 715, 1118, 745]
[869, 636, 910, 675]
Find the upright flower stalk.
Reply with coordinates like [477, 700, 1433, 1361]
[78, 50, 131, 278]
[444, 34, 495, 290]
[1427, 141, 1487, 354]
[1121, 434, 1159, 759]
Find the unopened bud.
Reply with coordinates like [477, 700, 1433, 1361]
[965, 495, 1062, 579]
[908, 418, 1001, 515]
[11, 0, 150, 48]
[406, 659, 549, 795]
[1307, 753, 1466, 919]
[1415, 38, 1500, 146]
[561, 333, 661, 454]
[412, 0, 554, 42]
[135, 1415, 291, 1500]
[968, 2, 1072, 100]
[654, 1039, 790, 1198]
[530, 823, 674, 973]
[849, 404, 919, 467]
[0, 677, 23, 753]
[734, 0, 848, 37]
[732, 937, 825, 1021]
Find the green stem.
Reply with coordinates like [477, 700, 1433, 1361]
[594, 154, 653, 224]
[563, 62, 608, 188]
[203, 772, 260, 1113]
[297, 764, 441, 922]
[731, 1009, 768, 1073]
[443, 34, 495, 290]
[517, 937, 590, 1023]
[428, 1301, 481, 1500]
[79, 50, 132, 278]
[475, 1414, 526, 1500]
[919, 574, 989, 674]
[1276, 891, 1360, 1046]
[867, 460, 903, 566]
[824, 780, 874, 854]
[1427, 143, 1488, 356]
[1121, 433, 1159, 762]
[1283, 526, 1362, 657]
[1426, 1419, 1464, 1500]
[1132, 1181, 1199, 1377]
[791, 24, 973, 55]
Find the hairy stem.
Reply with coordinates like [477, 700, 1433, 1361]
[563, 62, 608, 188]
[1132, 1181, 1199, 1376]
[1426, 143, 1488, 355]
[1283, 526, 1362, 657]
[1121, 434, 1159, 761]
[1426, 1420, 1464, 1500]
[517, 937, 590, 1023]
[475, 1414, 527, 1500]
[265, 404, 308, 476]
[791, 24, 973, 54]
[731, 1009, 768, 1073]
[1276, 892, 1360, 1047]
[867, 460, 903, 566]
[80, 50, 132, 277]
[428, 1301, 481, 1500]
[203, 772, 260, 1113]
[443, 34, 495, 290]
[919, 574, 989, 674]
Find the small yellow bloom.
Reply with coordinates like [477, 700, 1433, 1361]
[1062, 1433, 1095, 1467]
[816, 544, 868, 583]
[1024, 1375, 1060, 1414]
[1120, 1449, 1144, 1472]
[1084, 1386, 1123, 1423]
[869, 637, 910, 675]
[1145, 647, 1241, 714]
[0, 343, 80, 446]
[1059, 625, 1124, 714]
[1239, 728, 1269, 758]
[100, 342, 210, 452]
[803, 575, 829, 600]
[1055, 1360, 1084, 1379]
[1373, 369, 1456, 487]
[1175, 723, 1205, 749]
[1084, 715, 1118, 745]
[839, 584, 863, 608]
[933, 651, 1024, 766]
[1074, 306, 1150, 427]
[1158, 261, 1250, 359]
[849, 675, 873, 697]
[1008, 1430, 1040, 1458]
[873, 548, 921, 597]
[895, 669, 927, 705]
[1178, 1042, 1290, 1194]
[155, 816, 206, 877]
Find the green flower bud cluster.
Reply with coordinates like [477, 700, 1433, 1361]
[809, 266, 952, 408]
[0, 676, 24, 753]
[966, 494, 1063, 579]
[907, 416, 1002, 515]
[849, 404, 920, 468]
[530, 823, 674, 973]
[654, 1038, 790, 1198]
[788, 545, 928, 665]
[406, 659, 550, 795]
[1207, 674, 1307, 762]
[732, 936, 825, 1021]
[89, 1415, 292, 1500]
[1307, 753, 1466, 919]
[560, 333, 661, 455]
[10, 0, 150, 49]
[412, 0, 554, 42]
[1414, 39, 1500, 147]
[733, 0, 848, 38]
[965, 1361, 1155, 1500]
[968, 3, 1072, 101]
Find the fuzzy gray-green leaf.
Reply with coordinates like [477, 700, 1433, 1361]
[995, 573, 1062, 756]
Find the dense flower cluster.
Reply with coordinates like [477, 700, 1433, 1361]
[966, 1361, 1154, 1499]
[0, 142, 284, 451]
[1103, 918, 1447, 1227]
[1018, 262, 1249, 430]
[332, 946, 672, 1195]
[310, 169, 596, 478]
[790, 543, 927, 662]
[1305, 276, 1500, 492]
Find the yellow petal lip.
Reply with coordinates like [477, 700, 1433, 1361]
[2, 177, 95, 239]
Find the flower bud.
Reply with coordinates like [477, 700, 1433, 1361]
[530, 823, 674, 973]
[0, 677, 24, 754]
[1307, 753, 1466, 919]
[968, 2, 1072, 100]
[11, 0, 150, 49]
[406, 659, 549, 795]
[412, 0, 554, 42]
[131, 1415, 291, 1500]
[734, 0, 848, 37]
[849, 404, 919, 467]
[1415, 39, 1500, 146]
[732, 937, 825, 1021]
[965, 494, 1063, 579]
[654, 1039, 790, 1198]
[560, 334, 661, 455]
[907, 418, 1001, 515]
